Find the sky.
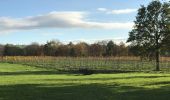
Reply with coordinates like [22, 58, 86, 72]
[0, 0, 154, 44]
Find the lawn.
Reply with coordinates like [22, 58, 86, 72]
[0, 63, 170, 100]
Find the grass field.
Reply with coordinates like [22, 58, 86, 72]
[1, 63, 170, 100]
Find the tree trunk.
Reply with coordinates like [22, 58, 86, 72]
[156, 49, 160, 71]
[155, 34, 160, 71]
[155, 28, 160, 71]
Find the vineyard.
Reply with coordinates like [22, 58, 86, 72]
[1, 56, 170, 72]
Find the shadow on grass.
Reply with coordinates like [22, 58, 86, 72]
[0, 71, 66, 76]
[0, 70, 137, 76]
[0, 83, 170, 100]
[144, 81, 170, 86]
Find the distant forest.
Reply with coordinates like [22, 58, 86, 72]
[0, 40, 169, 58]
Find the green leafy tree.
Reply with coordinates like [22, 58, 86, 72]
[24, 43, 43, 56]
[106, 41, 117, 56]
[44, 40, 61, 56]
[127, 0, 170, 71]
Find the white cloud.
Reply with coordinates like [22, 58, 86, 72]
[62, 38, 128, 44]
[109, 9, 137, 14]
[0, 11, 134, 33]
[41, 32, 63, 36]
[97, 8, 137, 14]
[97, 8, 107, 12]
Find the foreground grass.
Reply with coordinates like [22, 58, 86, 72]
[0, 63, 170, 100]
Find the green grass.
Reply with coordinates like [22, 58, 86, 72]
[1, 63, 170, 100]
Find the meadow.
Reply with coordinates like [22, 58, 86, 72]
[1, 63, 170, 100]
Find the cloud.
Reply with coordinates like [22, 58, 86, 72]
[62, 38, 127, 44]
[97, 8, 107, 12]
[41, 32, 63, 36]
[109, 9, 137, 14]
[97, 8, 137, 14]
[0, 11, 134, 33]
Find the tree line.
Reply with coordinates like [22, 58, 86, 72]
[0, 40, 129, 57]
[0, 40, 169, 57]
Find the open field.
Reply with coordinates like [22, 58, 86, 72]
[1, 63, 170, 100]
[1, 56, 170, 72]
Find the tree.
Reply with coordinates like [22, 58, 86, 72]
[44, 40, 61, 56]
[97, 41, 108, 56]
[88, 43, 103, 56]
[68, 42, 76, 57]
[106, 41, 117, 56]
[3, 44, 24, 56]
[24, 43, 43, 56]
[73, 42, 88, 57]
[127, 0, 170, 71]
[0, 45, 4, 56]
[55, 45, 69, 56]
[117, 42, 128, 56]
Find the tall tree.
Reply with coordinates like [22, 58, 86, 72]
[24, 43, 43, 56]
[106, 41, 117, 56]
[44, 40, 61, 56]
[127, 0, 170, 71]
[88, 43, 103, 56]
